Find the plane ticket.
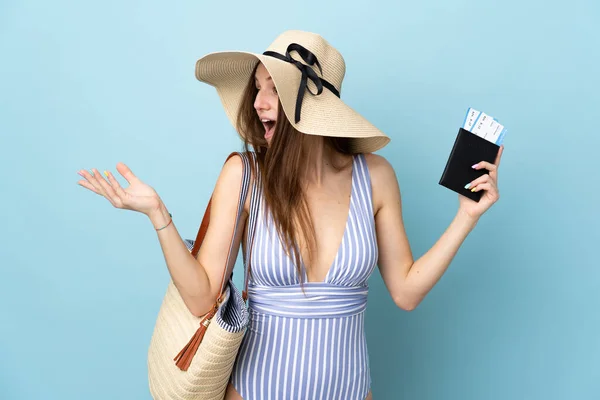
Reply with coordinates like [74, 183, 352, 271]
[462, 107, 507, 145]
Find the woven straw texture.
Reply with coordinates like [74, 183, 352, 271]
[195, 30, 391, 154]
[147, 152, 255, 399]
[147, 281, 245, 400]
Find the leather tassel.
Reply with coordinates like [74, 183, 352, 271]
[174, 310, 216, 371]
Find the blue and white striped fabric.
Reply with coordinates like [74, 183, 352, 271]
[231, 153, 378, 400]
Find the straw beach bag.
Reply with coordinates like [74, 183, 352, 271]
[147, 151, 259, 399]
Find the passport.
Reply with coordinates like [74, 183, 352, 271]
[439, 108, 505, 202]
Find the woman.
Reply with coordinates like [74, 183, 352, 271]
[77, 30, 503, 400]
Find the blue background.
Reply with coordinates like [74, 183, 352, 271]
[1, 0, 598, 399]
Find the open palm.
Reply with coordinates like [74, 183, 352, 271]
[77, 162, 161, 216]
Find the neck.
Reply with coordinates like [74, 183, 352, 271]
[301, 137, 350, 186]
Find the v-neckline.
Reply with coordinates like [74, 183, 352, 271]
[302, 155, 355, 284]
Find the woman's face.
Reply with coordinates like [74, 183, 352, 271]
[254, 63, 279, 144]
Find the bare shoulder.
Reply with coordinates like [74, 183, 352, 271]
[363, 153, 401, 214]
[363, 153, 396, 178]
[363, 153, 400, 190]
[215, 153, 256, 214]
[212, 154, 249, 209]
[221, 154, 244, 180]
[214, 155, 244, 193]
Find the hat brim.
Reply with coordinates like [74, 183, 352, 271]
[195, 51, 390, 153]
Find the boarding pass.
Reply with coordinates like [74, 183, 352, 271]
[462, 107, 507, 145]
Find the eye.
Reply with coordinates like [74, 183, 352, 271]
[273, 86, 278, 95]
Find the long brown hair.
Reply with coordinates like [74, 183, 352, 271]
[236, 62, 355, 282]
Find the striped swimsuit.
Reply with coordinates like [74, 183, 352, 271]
[231, 153, 378, 400]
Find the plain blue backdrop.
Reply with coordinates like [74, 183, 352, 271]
[1, 0, 598, 399]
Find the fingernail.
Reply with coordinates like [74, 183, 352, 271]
[464, 183, 471, 189]
[103, 170, 109, 177]
[77, 171, 84, 177]
[471, 164, 478, 169]
[471, 187, 476, 192]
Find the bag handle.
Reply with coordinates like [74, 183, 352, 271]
[174, 151, 256, 371]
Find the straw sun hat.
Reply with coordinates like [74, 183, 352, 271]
[194, 30, 390, 153]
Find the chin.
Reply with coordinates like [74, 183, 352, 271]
[264, 134, 274, 146]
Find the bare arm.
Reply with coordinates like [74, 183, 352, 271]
[78, 155, 248, 317]
[148, 156, 248, 316]
[366, 150, 501, 311]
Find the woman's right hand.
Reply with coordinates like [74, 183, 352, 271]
[77, 162, 162, 217]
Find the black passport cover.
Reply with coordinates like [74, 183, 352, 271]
[439, 128, 500, 202]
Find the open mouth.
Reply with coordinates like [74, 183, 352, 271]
[261, 119, 276, 140]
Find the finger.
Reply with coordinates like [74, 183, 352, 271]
[77, 179, 101, 195]
[464, 174, 492, 190]
[116, 162, 139, 185]
[470, 182, 498, 198]
[471, 161, 497, 173]
[104, 170, 129, 208]
[79, 169, 106, 195]
[92, 169, 122, 207]
[105, 170, 127, 199]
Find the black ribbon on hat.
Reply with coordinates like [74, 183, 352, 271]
[263, 43, 340, 124]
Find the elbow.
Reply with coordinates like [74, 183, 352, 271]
[173, 281, 216, 318]
[178, 290, 215, 318]
[187, 301, 213, 318]
[191, 310, 209, 318]
[187, 291, 218, 317]
[393, 296, 421, 312]
[188, 305, 206, 318]
[397, 302, 418, 312]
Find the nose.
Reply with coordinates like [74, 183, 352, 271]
[254, 89, 269, 113]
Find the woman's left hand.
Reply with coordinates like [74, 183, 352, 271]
[458, 145, 504, 219]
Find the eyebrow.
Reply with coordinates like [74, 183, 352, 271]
[254, 76, 273, 82]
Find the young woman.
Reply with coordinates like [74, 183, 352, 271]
[77, 30, 503, 400]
